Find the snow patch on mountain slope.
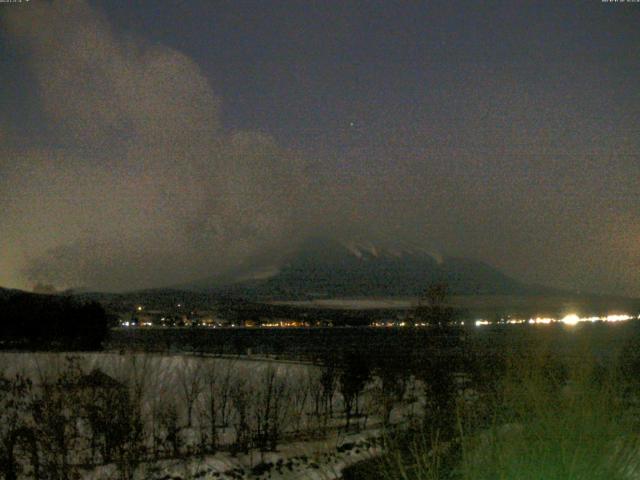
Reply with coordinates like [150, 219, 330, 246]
[340, 239, 443, 264]
[234, 266, 281, 282]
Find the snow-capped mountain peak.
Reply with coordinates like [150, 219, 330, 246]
[186, 235, 528, 298]
[339, 239, 443, 264]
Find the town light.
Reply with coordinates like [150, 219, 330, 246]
[560, 314, 580, 326]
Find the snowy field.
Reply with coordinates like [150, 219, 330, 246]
[0, 352, 422, 480]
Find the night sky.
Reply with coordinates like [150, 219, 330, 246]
[0, 0, 638, 295]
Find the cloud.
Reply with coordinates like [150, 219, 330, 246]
[1, 1, 638, 297]
[2, 0, 311, 291]
[6, 1, 220, 147]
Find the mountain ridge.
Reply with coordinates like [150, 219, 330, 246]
[183, 236, 559, 299]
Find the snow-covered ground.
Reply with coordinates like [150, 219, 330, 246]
[84, 429, 384, 480]
[0, 352, 422, 479]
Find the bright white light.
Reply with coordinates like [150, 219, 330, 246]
[454, 312, 638, 328]
[531, 317, 554, 324]
[560, 314, 581, 326]
[605, 314, 633, 322]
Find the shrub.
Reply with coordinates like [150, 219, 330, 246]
[382, 337, 640, 480]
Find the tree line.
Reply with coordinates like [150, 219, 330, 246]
[0, 346, 481, 480]
[0, 292, 110, 350]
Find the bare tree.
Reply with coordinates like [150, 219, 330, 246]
[320, 357, 338, 419]
[177, 359, 203, 428]
[217, 361, 235, 430]
[158, 401, 181, 458]
[373, 350, 410, 426]
[0, 374, 38, 480]
[338, 351, 371, 431]
[123, 355, 152, 413]
[310, 358, 339, 435]
[100, 355, 151, 477]
[250, 366, 292, 452]
[229, 376, 251, 455]
[147, 375, 172, 459]
[148, 386, 164, 459]
[310, 369, 321, 417]
[266, 370, 292, 451]
[109, 375, 145, 480]
[200, 360, 219, 453]
[290, 369, 313, 436]
[32, 357, 85, 480]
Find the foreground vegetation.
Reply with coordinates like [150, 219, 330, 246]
[3, 300, 640, 479]
[358, 326, 640, 480]
[0, 349, 417, 479]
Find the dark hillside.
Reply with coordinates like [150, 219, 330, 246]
[0, 288, 109, 350]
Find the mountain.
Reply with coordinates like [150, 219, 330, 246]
[186, 237, 549, 299]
